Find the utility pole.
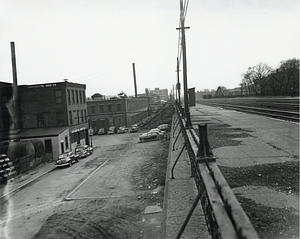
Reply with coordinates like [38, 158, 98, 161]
[177, 0, 191, 127]
[176, 57, 181, 106]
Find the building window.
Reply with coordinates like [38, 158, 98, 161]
[91, 106, 96, 114]
[56, 112, 64, 126]
[108, 104, 112, 112]
[81, 110, 83, 122]
[45, 139, 52, 153]
[67, 90, 71, 105]
[71, 90, 75, 104]
[79, 91, 82, 104]
[100, 120, 105, 128]
[37, 112, 50, 128]
[99, 105, 104, 113]
[55, 90, 62, 104]
[117, 104, 121, 112]
[76, 90, 79, 104]
[65, 136, 69, 149]
[83, 91, 86, 103]
[84, 109, 87, 121]
[69, 111, 72, 125]
[77, 110, 80, 123]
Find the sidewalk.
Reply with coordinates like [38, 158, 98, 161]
[0, 162, 55, 199]
[162, 115, 210, 239]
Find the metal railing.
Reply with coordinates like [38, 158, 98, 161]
[171, 103, 260, 239]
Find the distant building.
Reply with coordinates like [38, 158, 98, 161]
[87, 94, 149, 133]
[149, 88, 169, 102]
[214, 86, 230, 97]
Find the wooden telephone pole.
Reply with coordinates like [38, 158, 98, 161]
[177, 0, 191, 127]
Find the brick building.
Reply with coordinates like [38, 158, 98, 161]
[0, 80, 89, 162]
[87, 94, 149, 133]
[0, 82, 13, 137]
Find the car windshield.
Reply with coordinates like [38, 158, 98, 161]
[58, 154, 67, 159]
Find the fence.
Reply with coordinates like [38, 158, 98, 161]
[172, 103, 260, 239]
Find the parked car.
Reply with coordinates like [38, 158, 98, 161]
[117, 126, 128, 134]
[107, 126, 117, 135]
[75, 146, 88, 159]
[148, 128, 166, 135]
[98, 128, 106, 135]
[139, 131, 164, 142]
[84, 145, 93, 155]
[55, 152, 79, 168]
[129, 124, 139, 133]
[158, 124, 171, 132]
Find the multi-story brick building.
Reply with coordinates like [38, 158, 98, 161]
[0, 80, 89, 162]
[87, 94, 149, 133]
[0, 82, 13, 136]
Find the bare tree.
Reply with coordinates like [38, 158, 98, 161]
[277, 58, 299, 94]
[241, 63, 273, 95]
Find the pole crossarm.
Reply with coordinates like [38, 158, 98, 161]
[176, 26, 190, 30]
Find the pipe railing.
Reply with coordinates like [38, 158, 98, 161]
[172, 103, 260, 239]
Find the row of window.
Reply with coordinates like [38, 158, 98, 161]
[67, 89, 86, 105]
[36, 109, 87, 127]
[69, 109, 87, 125]
[90, 104, 122, 114]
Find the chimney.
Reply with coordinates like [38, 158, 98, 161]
[10, 42, 21, 130]
[132, 63, 137, 97]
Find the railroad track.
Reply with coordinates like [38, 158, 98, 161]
[197, 97, 299, 123]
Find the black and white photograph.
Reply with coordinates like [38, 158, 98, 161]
[0, 1, 299, 238]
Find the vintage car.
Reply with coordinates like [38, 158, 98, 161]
[148, 128, 166, 135]
[75, 146, 88, 159]
[129, 124, 139, 133]
[107, 126, 117, 135]
[55, 152, 79, 168]
[98, 128, 106, 135]
[84, 145, 93, 155]
[157, 124, 171, 132]
[139, 131, 164, 142]
[117, 126, 128, 134]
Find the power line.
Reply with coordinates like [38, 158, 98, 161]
[183, 0, 190, 20]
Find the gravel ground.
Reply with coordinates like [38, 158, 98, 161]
[207, 123, 299, 239]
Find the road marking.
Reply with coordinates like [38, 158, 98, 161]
[64, 195, 125, 201]
[0, 200, 63, 224]
[65, 158, 110, 200]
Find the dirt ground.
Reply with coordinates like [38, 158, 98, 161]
[29, 133, 170, 239]
[207, 123, 299, 239]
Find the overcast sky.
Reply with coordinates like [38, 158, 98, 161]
[1, 0, 299, 97]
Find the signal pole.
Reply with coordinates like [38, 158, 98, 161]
[177, 0, 191, 127]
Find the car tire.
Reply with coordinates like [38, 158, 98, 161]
[69, 162, 72, 167]
[141, 139, 144, 143]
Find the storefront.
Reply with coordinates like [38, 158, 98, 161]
[69, 122, 89, 151]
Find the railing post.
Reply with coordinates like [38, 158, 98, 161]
[171, 143, 186, 179]
[197, 124, 215, 163]
[173, 127, 182, 151]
